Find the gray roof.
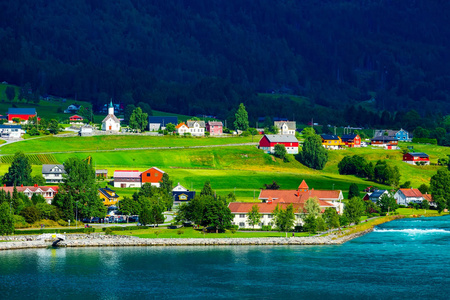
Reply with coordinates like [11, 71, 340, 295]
[42, 164, 66, 174]
[207, 121, 223, 126]
[409, 152, 429, 158]
[371, 136, 398, 142]
[274, 121, 296, 130]
[264, 134, 299, 143]
[369, 190, 388, 199]
[187, 120, 205, 128]
[0, 125, 21, 129]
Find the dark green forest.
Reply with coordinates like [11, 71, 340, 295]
[1, 0, 450, 127]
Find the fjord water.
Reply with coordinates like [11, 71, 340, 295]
[1, 216, 450, 299]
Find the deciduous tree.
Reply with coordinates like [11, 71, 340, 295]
[345, 197, 364, 224]
[300, 134, 328, 170]
[247, 204, 261, 228]
[129, 107, 148, 132]
[3, 152, 32, 186]
[0, 202, 14, 235]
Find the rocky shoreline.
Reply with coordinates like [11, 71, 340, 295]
[0, 229, 373, 250]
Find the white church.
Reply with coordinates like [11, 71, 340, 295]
[102, 101, 121, 132]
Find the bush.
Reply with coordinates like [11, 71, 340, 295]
[261, 225, 272, 231]
[101, 226, 148, 231]
[57, 219, 68, 227]
[13, 215, 29, 229]
[294, 225, 303, 232]
[230, 228, 236, 234]
[177, 229, 184, 235]
[412, 138, 437, 145]
[20, 206, 40, 224]
[84, 227, 94, 234]
[105, 227, 113, 235]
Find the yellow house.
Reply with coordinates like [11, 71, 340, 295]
[99, 187, 119, 206]
[320, 134, 344, 149]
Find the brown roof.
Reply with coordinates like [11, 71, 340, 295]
[400, 188, 423, 198]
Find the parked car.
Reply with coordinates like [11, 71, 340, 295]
[91, 217, 100, 223]
[82, 218, 91, 223]
[128, 216, 139, 222]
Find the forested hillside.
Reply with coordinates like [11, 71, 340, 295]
[0, 0, 449, 125]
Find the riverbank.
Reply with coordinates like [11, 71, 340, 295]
[0, 229, 373, 250]
[0, 215, 407, 251]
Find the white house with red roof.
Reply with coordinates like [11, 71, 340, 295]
[229, 180, 343, 229]
[69, 115, 84, 123]
[394, 188, 425, 206]
[258, 134, 299, 154]
[258, 180, 344, 213]
[113, 170, 142, 188]
[0, 185, 59, 204]
[176, 122, 189, 135]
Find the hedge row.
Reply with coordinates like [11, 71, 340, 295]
[412, 138, 437, 145]
[102, 226, 148, 231]
[15, 228, 94, 235]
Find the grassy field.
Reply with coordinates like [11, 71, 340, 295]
[0, 135, 255, 154]
[120, 226, 310, 238]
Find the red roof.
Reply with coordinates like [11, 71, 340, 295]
[400, 188, 423, 198]
[423, 194, 433, 202]
[299, 180, 308, 189]
[0, 186, 59, 197]
[259, 189, 341, 203]
[228, 202, 304, 213]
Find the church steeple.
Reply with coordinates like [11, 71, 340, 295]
[108, 100, 114, 115]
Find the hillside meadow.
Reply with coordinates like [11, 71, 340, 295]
[0, 135, 446, 201]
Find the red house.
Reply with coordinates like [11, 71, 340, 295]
[205, 121, 223, 136]
[403, 152, 430, 165]
[341, 134, 361, 147]
[141, 167, 165, 187]
[7, 108, 37, 122]
[258, 134, 299, 154]
[371, 136, 398, 148]
[69, 115, 84, 122]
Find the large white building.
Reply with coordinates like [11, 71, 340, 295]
[0, 125, 24, 139]
[274, 121, 296, 135]
[187, 120, 205, 136]
[102, 101, 121, 132]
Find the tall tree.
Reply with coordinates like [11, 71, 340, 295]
[273, 204, 295, 232]
[322, 207, 340, 230]
[300, 134, 328, 170]
[348, 183, 360, 199]
[247, 204, 262, 228]
[376, 194, 398, 213]
[0, 202, 14, 235]
[304, 197, 320, 217]
[234, 103, 249, 131]
[54, 157, 105, 220]
[3, 152, 32, 186]
[430, 168, 450, 209]
[345, 197, 364, 225]
[200, 181, 214, 197]
[5, 86, 15, 102]
[129, 107, 148, 132]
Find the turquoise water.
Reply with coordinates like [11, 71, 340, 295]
[1, 216, 450, 299]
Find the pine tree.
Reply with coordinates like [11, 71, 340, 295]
[234, 103, 249, 131]
[0, 202, 14, 235]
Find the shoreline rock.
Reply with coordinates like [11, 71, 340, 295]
[0, 229, 374, 250]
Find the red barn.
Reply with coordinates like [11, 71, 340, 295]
[69, 115, 84, 122]
[141, 167, 165, 187]
[7, 108, 37, 122]
[258, 134, 299, 154]
[341, 134, 361, 147]
[403, 152, 430, 165]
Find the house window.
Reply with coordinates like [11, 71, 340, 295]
[239, 222, 245, 227]
[155, 173, 158, 177]
[239, 214, 245, 218]
[147, 173, 151, 176]
[268, 214, 272, 218]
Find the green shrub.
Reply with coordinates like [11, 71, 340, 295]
[177, 229, 184, 235]
[58, 219, 68, 226]
[105, 228, 113, 235]
[230, 228, 236, 234]
[261, 225, 272, 231]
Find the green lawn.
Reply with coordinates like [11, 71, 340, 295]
[395, 208, 447, 216]
[0, 135, 256, 154]
[119, 226, 310, 238]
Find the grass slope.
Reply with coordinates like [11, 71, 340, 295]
[0, 135, 255, 154]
